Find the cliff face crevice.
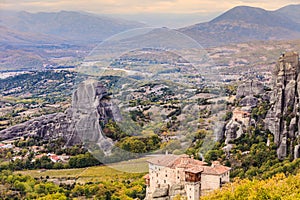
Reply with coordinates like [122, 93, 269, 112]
[0, 79, 120, 154]
[266, 52, 300, 159]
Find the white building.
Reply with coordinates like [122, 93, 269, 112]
[144, 154, 231, 200]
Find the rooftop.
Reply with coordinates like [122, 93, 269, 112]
[202, 165, 231, 175]
[147, 154, 207, 168]
[148, 154, 230, 175]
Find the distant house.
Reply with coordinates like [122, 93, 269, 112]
[32, 153, 47, 162]
[12, 156, 23, 161]
[232, 108, 251, 125]
[58, 155, 70, 162]
[144, 154, 230, 200]
[49, 155, 61, 163]
[0, 144, 14, 149]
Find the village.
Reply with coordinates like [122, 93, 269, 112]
[0, 137, 70, 163]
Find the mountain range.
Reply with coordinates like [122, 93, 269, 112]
[1, 5, 300, 47]
[0, 11, 144, 45]
[179, 5, 300, 46]
[1, 4, 300, 70]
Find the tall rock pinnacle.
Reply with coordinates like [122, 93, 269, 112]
[266, 52, 300, 159]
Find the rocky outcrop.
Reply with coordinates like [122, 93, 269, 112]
[239, 96, 258, 108]
[224, 120, 244, 144]
[146, 184, 186, 200]
[223, 79, 264, 143]
[266, 52, 300, 159]
[152, 186, 169, 198]
[0, 79, 120, 155]
[236, 80, 264, 99]
[0, 113, 73, 141]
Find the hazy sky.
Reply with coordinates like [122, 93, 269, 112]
[1, 0, 299, 27]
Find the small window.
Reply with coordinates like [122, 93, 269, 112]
[165, 174, 167, 177]
[164, 180, 166, 183]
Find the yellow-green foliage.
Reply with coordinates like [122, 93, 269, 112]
[202, 173, 300, 200]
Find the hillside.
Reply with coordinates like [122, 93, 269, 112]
[275, 4, 300, 24]
[0, 25, 66, 45]
[202, 170, 300, 199]
[0, 11, 145, 45]
[179, 5, 300, 47]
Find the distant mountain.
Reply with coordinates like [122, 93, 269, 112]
[275, 4, 300, 24]
[0, 11, 145, 45]
[0, 25, 65, 44]
[179, 5, 300, 47]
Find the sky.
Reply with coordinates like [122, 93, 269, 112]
[1, 0, 300, 27]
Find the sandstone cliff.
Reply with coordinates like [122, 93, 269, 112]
[266, 52, 300, 159]
[0, 79, 120, 154]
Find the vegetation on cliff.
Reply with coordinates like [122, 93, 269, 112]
[202, 172, 300, 200]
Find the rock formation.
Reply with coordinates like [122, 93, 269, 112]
[224, 119, 244, 144]
[145, 183, 187, 200]
[0, 79, 120, 155]
[266, 52, 300, 159]
[223, 80, 262, 144]
[236, 80, 264, 99]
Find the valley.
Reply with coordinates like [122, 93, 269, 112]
[1, 2, 300, 200]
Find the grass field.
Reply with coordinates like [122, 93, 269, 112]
[15, 157, 149, 183]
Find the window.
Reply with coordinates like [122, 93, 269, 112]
[164, 180, 166, 183]
[165, 174, 167, 177]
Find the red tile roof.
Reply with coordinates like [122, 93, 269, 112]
[147, 154, 181, 167]
[148, 154, 230, 176]
[202, 165, 231, 175]
[184, 166, 203, 173]
[148, 154, 208, 168]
